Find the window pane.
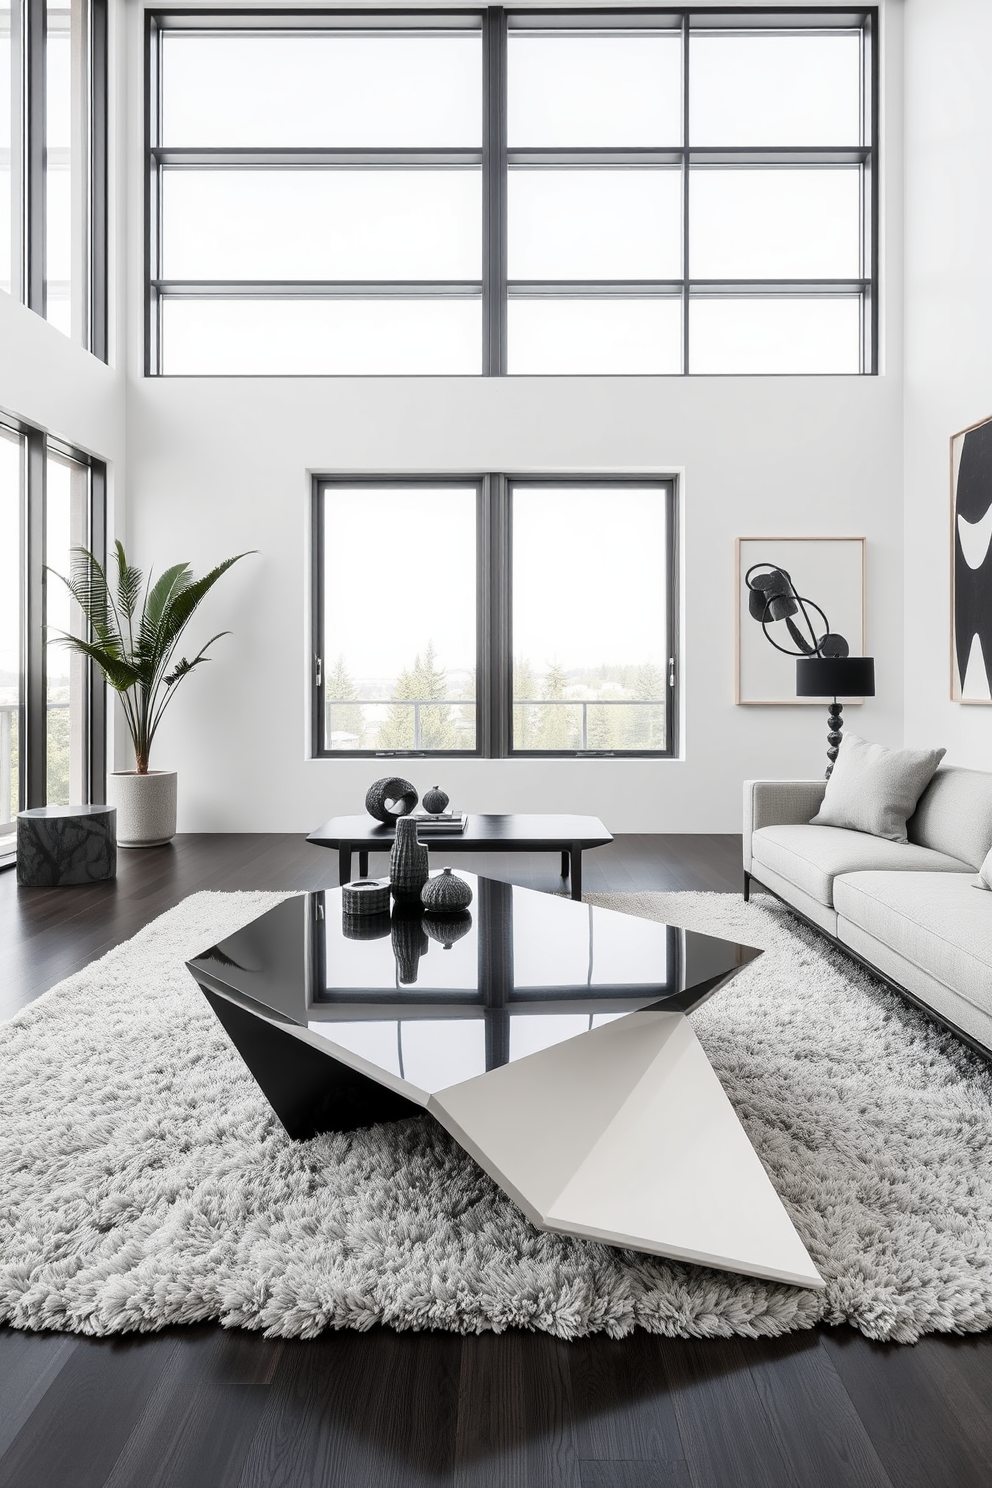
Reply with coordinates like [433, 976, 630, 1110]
[1, 5, 15, 298]
[507, 33, 681, 147]
[162, 299, 481, 375]
[0, 428, 21, 846]
[46, 453, 89, 806]
[163, 170, 482, 282]
[691, 169, 861, 280]
[689, 297, 861, 374]
[508, 170, 681, 280]
[162, 33, 482, 148]
[690, 33, 862, 147]
[512, 486, 668, 753]
[322, 486, 476, 752]
[508, 298, 681, 374]
[46, 1, 87, 340]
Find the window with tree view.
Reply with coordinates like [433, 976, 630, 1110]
[314, 477, 676, 759]
[149, 8, 875, 376]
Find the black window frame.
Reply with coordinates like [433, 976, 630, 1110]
[4, 0, 108, 358]
[0, 409, 107, 868]
[146, 5, 877, 378]
[311, 473, 679, 761]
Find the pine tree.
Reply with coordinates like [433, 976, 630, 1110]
[634, 661, 667, 749]
[374, 640, 459, 751]
[513, 656, 539, 748]
[535, 660, 578, 750]
[324, 654, 365, 748]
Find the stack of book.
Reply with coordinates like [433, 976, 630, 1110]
[413, 811, 468, 834]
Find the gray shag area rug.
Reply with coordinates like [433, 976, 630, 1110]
[2, 888, 991, 1345]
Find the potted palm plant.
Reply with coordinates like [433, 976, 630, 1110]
[51, 541, 252, 847]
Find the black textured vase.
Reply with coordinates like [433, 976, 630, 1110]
[422, 910, 472, 950]
[365, 776, 418, 824]
[420, 866, 473, 911]
[391, 908, 428, 984]
[422, 784, 450, 814]
[389, 816, 429, 903]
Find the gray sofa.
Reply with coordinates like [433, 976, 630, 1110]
[743, 767, 992, 1055]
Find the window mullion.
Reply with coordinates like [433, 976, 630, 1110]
[23, 427, 46, 807]
[24, 0, 45, 315]
[483, 5, 506, 376]
[681, 11, 690, 376]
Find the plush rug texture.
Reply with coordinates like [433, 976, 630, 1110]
[2, 888, 991, 1344]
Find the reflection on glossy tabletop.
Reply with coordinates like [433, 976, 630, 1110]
[187, 874, 759, 1097]
[187, 875, 821, 1288]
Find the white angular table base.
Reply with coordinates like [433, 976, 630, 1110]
[429, 1009, 823, 1290]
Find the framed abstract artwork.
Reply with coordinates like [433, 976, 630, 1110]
[736, 537, 866, 705]
[951, 414, 992, 703]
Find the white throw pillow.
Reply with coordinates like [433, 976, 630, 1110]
[809, 733, 946, 843]
[975, 846, 992, 891]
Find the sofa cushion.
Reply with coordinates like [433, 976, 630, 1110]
[977, 844, 992, 891]
[834, 871, 992, 1016]
[908, 766, 992, 870]
[809, 733, 945, 842]
[751, 824, 971, 908]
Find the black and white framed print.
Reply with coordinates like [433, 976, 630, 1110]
[736, 537, 866, 705]
[951, 414, 992, 704]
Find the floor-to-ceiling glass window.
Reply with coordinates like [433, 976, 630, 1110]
[1, 0, 105, 353]
[0, 417, 104, 865]
[0, 426, 23, 855]
[45, 0, 90, 339]
[0, 1, 17, 301]
[45, 448, 90, 804]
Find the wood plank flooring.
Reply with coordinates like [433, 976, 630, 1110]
[0, 834, 989, 1488]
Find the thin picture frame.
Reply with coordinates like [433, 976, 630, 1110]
[950, 413, 992, 704]
[735, 536, 867, 706]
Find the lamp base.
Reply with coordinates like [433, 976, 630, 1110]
[825, 701, 844, 779]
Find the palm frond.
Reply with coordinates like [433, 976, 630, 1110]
[114, 539, 144, 627]
[163, 631, 229, 688]
[52, 633, 145, 693]
[136, 563, 193, 665]
[157, 553, 253, 652]
[46, 541, 253, 772]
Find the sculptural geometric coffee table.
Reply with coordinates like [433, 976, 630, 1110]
[187, 876, 823, 1290]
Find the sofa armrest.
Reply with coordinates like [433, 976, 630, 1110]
[742, 779, 828, 872]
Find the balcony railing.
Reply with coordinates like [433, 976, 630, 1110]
[0, 700, 70, 829]
[325, 697, 666, 752]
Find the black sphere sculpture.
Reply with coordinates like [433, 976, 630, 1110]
[421, 866, 473, 912]
[745, 563, 874, 778]
[365, 776, 418, 825]
[422, 784, 450, 814]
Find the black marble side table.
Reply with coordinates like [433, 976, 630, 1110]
[16, 805, 117, 886]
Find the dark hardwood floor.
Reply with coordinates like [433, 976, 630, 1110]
[1, 834, 990, 1488]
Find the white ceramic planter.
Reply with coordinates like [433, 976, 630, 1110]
[107, 771, 177, 848]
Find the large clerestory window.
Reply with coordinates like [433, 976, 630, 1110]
[147, 7, 877, 377]
[1, 0, 107, 354]
[312, 476, 678, 759]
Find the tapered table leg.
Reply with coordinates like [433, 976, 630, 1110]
[569, 846, 582, 901]
[338, 846, 352, 885]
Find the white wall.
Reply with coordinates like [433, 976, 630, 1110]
[903, 0, 992, 768]
[121, 1, 905, 835]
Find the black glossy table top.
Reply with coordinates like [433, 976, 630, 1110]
[306, 813, 613, 849]
[188, 876, 759, 1097]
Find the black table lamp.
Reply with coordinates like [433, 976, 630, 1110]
[796, 656, 876, 777]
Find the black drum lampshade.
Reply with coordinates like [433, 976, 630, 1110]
[795, 656, 876, 778]
[796, 656, 875, 699]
